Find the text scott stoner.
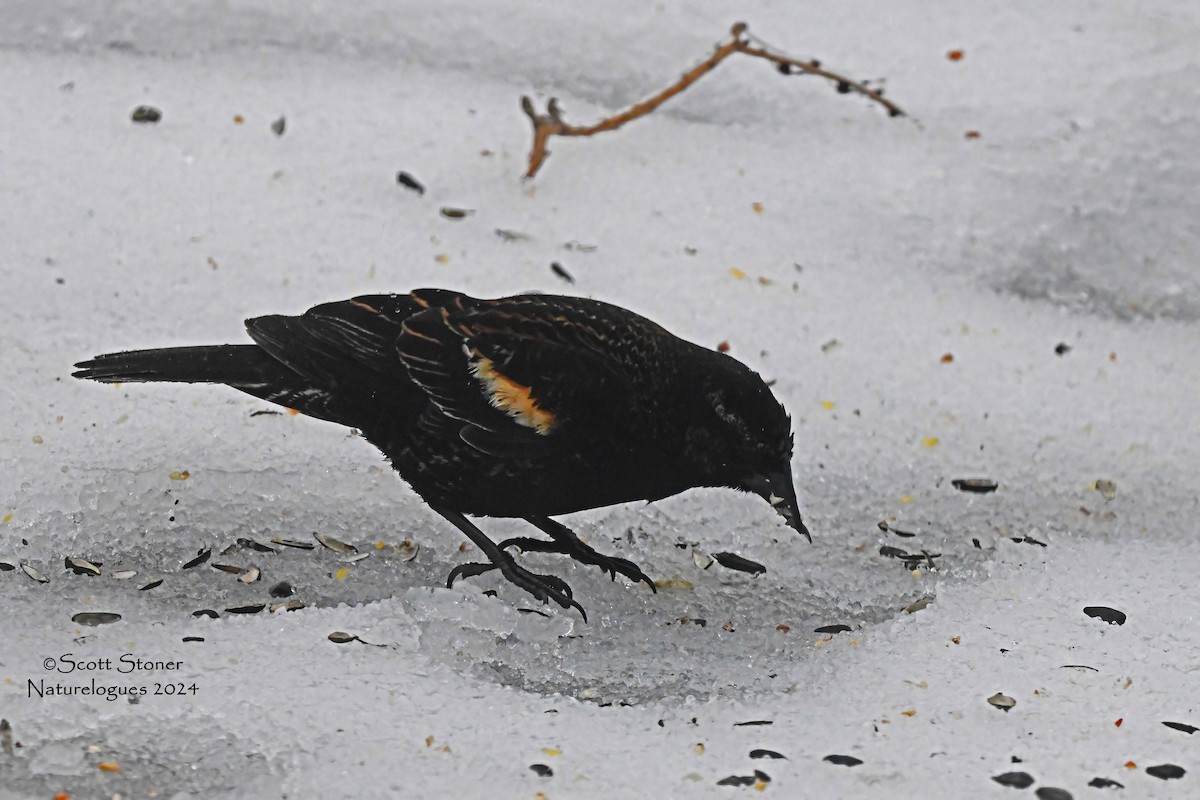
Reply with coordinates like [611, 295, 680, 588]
[46, 654, 183, 673]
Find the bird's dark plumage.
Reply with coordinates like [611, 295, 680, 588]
[74, 289, 809, 618]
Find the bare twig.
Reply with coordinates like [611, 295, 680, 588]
[521, 22, 906, 179]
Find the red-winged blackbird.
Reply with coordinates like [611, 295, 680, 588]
[74, 289, 808, 618]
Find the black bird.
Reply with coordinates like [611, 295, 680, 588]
[74, 289, 809, 618]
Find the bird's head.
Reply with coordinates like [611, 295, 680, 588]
[690, 356, 811, 542]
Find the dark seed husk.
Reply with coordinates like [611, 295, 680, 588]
[815, 624, 852, 634]
[1087, 777, 1123, 789]
[271, 537, 315, 550]
[716, 775, 756, 786]
[270, 116, 285, 136]
[733, 720, 773, 727]
[71, 612, 121, 626]
[139, 579, 162, 591]
[396, 171, 424, 194]
[269, 581, 294, 598]
[529, 764, 553, 777]
[21, 563, 49, 583]
[238, 537, 277, 553]
[1083, 606, 1126, 625]
[193, 609, 219, 618]
[0, 560, 15, 571]
[713, 552, 766, 574]
[313, 532, 356, 554]
[65, 556, 102, 576]
[439, 207, 473, 219]
[130, 105, 162, 123]
[823, 754, 863, 767]
[879, 545, 909, 559]
[328, 631, 358, 644]
[182, 548, 211, 569]
[749, 749, 786, 760]
[1035, 788, 1072, 800]
[951, 478, 998, 494]
[212, 563, 245, 575]
[550, 262, 575, 284]
[1163, 721, 1198, 734]
[1146, 764, 1186, 780]
[987, 692, 1016, 711]
[224, 604, 265, 615]
[182, 636, 205, 642]
[992, 772, 1034, 788]
[753, 770, 771, 783]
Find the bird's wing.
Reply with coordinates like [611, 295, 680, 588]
[397, 296, 636, 458]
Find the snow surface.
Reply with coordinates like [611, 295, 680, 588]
[1, 1, 1198, 798]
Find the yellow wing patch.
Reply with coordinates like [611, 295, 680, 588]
[469, 354, 556, 434]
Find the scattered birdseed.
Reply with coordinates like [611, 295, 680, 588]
[111, 569, 136, 580]
[192, 609, 219, 618]
[814, 624, 852, 634]
[717, 775, 756, 787]
[237, 537, 277, 553]
[21, 563, 49, 583]
[271, 537, 315, 550]
[224, 604, 265, 615]
[271, 116, 285, 136]
[992, 772, 1034, 789]
[749, 749, 786, 760]
[1146, 764, 1186, 780]
[823, 755, 863, 767]
[733, 720, 773, 727]
[878, 521, 918, 538]
[0, 560, 15, 572]
[1083, 606, 1126, 625]
[168, 470, 190, 481]
[71, 612, 121, 626]
[182, 636, 204, 642]
[550, 262, 575, 283]
[495, 228, 531, 241]
[328, 631, 359, 644]
[1035, 788, 1073, 800]
[340, 552, 371, 564]
[1087, 778, 1123, 789]
[212, 564, 245, 575]
[753, 770, 771, 784]
[530, 764, 553, 777]
[692, 549, 715, 570]
[439, 207, 473, 219]
[250, 409, 283, 417]
[314, 532, 356, 554]
[1163, 721, 1198, 734]
[269, 599, 304, 612]
[1060, 664, 1099, 672]
[396, 172, 425, 194]
[904, 597, 931, 614]
[182, 547, 211, 569]
[713, 552, 766, 575]
[64, 556, 101, 576]
[269, 581, 294, 598]
[951, 478, 998, 494]
[1095, 479, 1117, 501]
[237, 566, 261, 584]
[130, 105, 162, 123]
[987, 692, 1016, 711]
[396, 537, 420, 563]
[1054, 342, 1071, 356]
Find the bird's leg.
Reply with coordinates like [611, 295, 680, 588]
[502, 516, 656, 592]
[431, 505, 587, 620]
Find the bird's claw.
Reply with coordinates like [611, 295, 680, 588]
[446, 554, 586, 621]
[500, 535, 655, 592]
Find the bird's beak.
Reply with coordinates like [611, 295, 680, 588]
[742, 470, 811, 543]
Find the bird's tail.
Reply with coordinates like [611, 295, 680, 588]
[73, 345, 286, 388]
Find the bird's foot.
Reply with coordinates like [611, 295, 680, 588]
[499, 535, 656, 593]
[446, 554, 586, 621]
